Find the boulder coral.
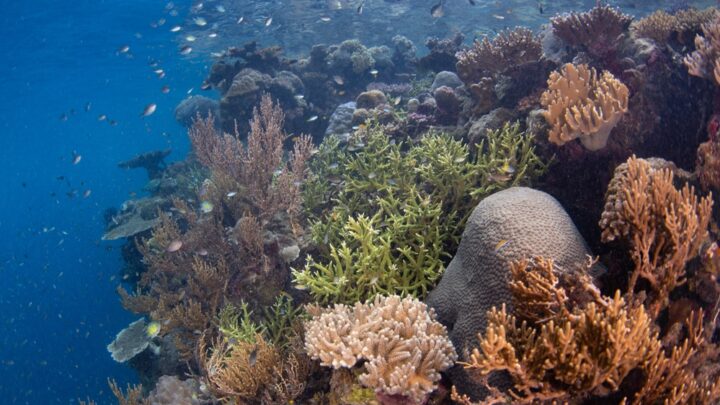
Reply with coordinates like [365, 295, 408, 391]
[426, 187, 600, 396]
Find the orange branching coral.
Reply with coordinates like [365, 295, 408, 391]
[540, 63, 629, 151]
[551, 5, 632, 57]
[108, 379, 146, 405]
[684, 15, 720, 85]
[458, 258, 720, 405]
[304, 295, 457, 404]
[599, 156, 713, 316]
[455, 28, 541, 85]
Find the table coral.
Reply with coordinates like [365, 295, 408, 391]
[540, 63, 629, 151]
[304, 295, 457, 404]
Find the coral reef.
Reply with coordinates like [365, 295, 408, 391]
[697, 121, 720, 191]
[174, 95, 219, 128]
[599, 156, 713, 316]
[304, 295, 457, 404]
[426, 187, 601, 398]
[685, 14, 720, 84]
[147, 375, 204, 405]
[295, 123, 546, 304]
[107, 318, 159, 363]
[541, 63, 629, 151]
[455, 257, 720, 404]
[551, 5, 633, 59]
[632, 8, 717, 45]
[118, 149, 171, 180]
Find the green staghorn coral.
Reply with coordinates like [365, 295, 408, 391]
[294, 123, 547, 304]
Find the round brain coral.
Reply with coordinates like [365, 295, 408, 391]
[540, 63, 629, 151]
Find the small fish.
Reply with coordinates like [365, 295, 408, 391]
[170, 25, 181, 32]
[200, 201, 214, 213]
[97, 114, 107, 121]
[197, 248, 209, 256]
[216, 5, 226, 12]
[501, 161, 515, 174]
[141, 103, 157, 117]
[357, 1, 364, 14]
[265, 17, 273, 27]
[82, 189, 92, 198]
[108, 119, 118, 126]
[187, 87, 194, 94]
[146, 321, 161, 338]
[84, 102, 91, 112]
[367, 172, 377, 179]
[537, 1, 544, 14]
[200, 82, 211, 90]
[454, 156, 466, 163]
[370, 69, 379, 77]
[117, 45, 130, 54]
[294, 94, 305, 100]
[393, 97, 402, 106]
[320, 16, 331, 22]
[487, 172, 512, 183]
[431, 2, 444, 18]
[495, 239, 509, 252]
[72, 152, 82, 165]
[161, 85, 170, 94]
[492, 14, 505, 20]
[307, 115, 319, 122]
[185, 35, 196, 42]
[226, 191, 237, 197]
[180, 45, 192, 55]
[208, 32, 218, 38]
[237, 16, 245, 24]
[468, 0, 476, 5]
[248, 345, 258, 366]
[193, 17, 207, 26]
[333, 75, 344, 85]
[166, 240, 183, 253]
[59, 113, 68, 121]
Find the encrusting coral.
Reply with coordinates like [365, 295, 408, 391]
[304, 295, 457, 405]
[599, 156, 713, 316]
[540, 63, 629, 151]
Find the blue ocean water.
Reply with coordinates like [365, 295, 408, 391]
[0, 1, 206, 403]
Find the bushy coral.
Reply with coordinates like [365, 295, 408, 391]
[551, 4, 632, 58]
[541, 63, 629, 151]
[631, 8, 717, 45]
[685, 15, 720, 84]
[328, 39, 376, 74]
[304, 295, 457, 404]
[294, 124, 547, 304]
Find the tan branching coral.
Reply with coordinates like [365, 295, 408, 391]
[457, 257, 720, 405]
[304, 295, 457, 404]
[456, 28, 541, 85]
[551, 5, 632, 57]
[599, 156, 713, 316]
[541, 63, 629, 151]
[684, 15, 720, 84]
[632, 8, 718, 45]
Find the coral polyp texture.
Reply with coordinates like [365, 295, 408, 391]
[304, 295, 457, 404]
[540, 63, 629, 151]
[685, 15, 720, 84]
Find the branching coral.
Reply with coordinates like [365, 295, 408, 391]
[551, 5, 632, 58]
[632, 8, 718, 45]
[541, 63, 629, 151]
[304, 295, 457, 404]
[456, 257, 720, 405]
[599, 156, 713, 316]
[684, 15, 720, 85]
[294, 124, 546, 304]
[455, 28, 542, 85]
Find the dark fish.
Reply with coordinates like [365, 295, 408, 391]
[537, 1, 543, 14]
[431, 1, 444, 18]
[357, 1, 364, 14]
[179, 45, 192, 55]
[161, 85, 170, 94]
[468, 0, 476, 5]
[59, 113, 68, 122]
[108, 120, 118, 126]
